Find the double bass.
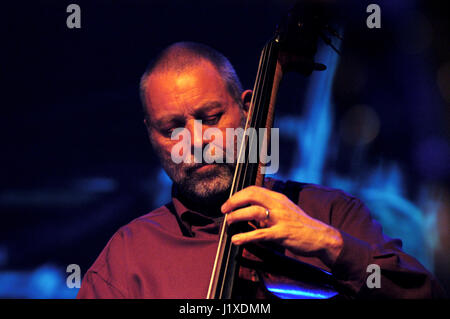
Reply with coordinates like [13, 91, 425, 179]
[206, 2, 349, 299]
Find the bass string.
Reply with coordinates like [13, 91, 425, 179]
[206, 44, 265, 297]
[220, 40, 276, 295]
[207, 38, 278, 298]
[239, 39, 277, 192]
[230, 40, 270, 197]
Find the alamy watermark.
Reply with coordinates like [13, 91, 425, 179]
[66, 4, 380, 30]
[366, 263, 381, 288]
[366, 4, 381, 29]
[66, 264, 81, 288]
[169, 120, 280, 174]
[66, 4, 81, 29]
[65, 263, 381, 290]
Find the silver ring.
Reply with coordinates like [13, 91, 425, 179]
[264, 209, 270, 220]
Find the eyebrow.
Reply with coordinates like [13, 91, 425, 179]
[152, 114, 185, 129]
[152, 101, 224, 128]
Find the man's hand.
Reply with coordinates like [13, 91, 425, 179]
[221, 186, 344, 268]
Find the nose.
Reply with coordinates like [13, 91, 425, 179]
[189, 119, 203, 149]
[185, 119, 212, 157]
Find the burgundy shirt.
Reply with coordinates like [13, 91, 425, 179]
[77, 179, 444, 298]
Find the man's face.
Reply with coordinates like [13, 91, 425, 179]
[143, 61, 247, 201]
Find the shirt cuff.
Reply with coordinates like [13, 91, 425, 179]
[331, 230, 373, 294]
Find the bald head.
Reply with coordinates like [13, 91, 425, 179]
[140, 42, 243, 120]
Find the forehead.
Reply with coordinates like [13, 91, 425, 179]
[144, 61, 230, 123]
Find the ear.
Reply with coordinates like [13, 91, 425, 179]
[240, 90, 252, 117]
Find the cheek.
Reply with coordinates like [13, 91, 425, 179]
[150, 134, 173, 156]
[233, 109, 247, 128]
[152, 133, 197, 163]
[221, 107, 246, 129]
[216, 110, 245, 143]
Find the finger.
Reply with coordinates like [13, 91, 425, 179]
[226, 205, 267, 225]
[231, 228, 275, 246]
[221, 186, 283, 213]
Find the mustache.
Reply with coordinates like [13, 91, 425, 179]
[184, 162, 235, 176]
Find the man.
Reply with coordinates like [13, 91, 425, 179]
[77, 42, 444, 299]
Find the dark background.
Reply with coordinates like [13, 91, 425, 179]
[1, 0, 449, 298]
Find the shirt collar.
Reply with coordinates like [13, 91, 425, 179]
[171, 197, 222, 236]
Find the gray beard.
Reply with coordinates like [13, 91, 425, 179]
[161, 158, 235, 202]
[153, 109, 245, 202]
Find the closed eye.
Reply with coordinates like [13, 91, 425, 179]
[160, 127, 175, 137]
[202, 113, 223, 125]
[159, 122, 184, 137]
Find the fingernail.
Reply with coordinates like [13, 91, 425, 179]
[221, 203, 227, 213]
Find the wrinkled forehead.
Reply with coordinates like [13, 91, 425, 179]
[144, 61, 231, 122]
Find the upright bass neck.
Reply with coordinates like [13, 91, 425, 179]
[206, 37, 283, 299]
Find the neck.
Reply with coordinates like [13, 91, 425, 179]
[172, 185, 229, 218]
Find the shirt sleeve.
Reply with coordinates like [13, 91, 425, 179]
[329, 196, 446, 298]
[76, 270, 125, 299]
[76, 227, 131, 299]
